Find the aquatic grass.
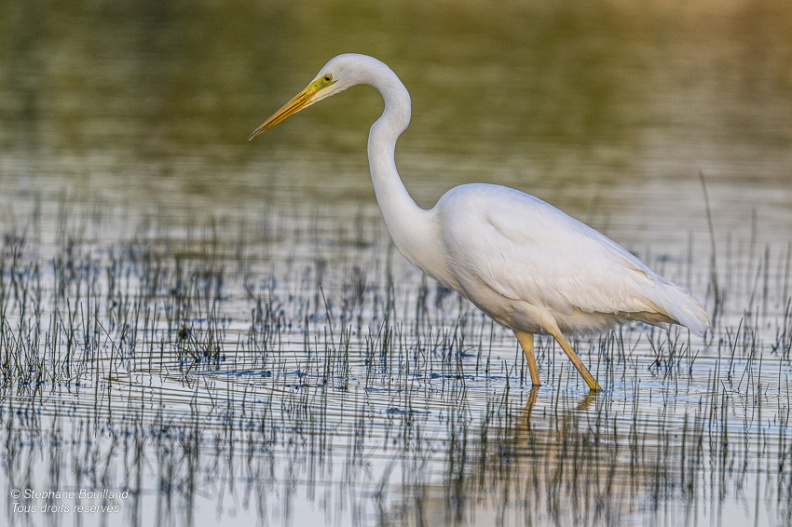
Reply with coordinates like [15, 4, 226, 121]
[0, 200, 789, 526]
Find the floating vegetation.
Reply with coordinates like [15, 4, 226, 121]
[0, 201, 790, 527]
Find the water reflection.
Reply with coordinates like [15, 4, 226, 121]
[0, 202, 789, 526]
[1, 1, 791, 526]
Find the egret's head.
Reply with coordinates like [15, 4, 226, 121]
[248, 54, 364, 141]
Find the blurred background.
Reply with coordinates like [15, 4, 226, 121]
[1, 0, 790, 244]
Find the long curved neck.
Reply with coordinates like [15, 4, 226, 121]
[364, 64, 437, 269]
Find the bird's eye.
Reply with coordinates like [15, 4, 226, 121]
[322, 74, 333, 83]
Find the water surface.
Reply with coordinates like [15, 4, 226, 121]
[1, 1, 791, 526]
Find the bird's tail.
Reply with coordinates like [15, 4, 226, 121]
[652, 281, 710, 337]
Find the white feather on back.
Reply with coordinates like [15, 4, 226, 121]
[433, 183, 708, 336]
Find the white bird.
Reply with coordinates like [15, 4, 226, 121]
[249, 53, 709, 391]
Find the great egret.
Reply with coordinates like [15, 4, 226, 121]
[249, 53, 709, 391]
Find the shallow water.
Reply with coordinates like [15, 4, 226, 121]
[1, 1, 791, 526]
[0, 204, 790, 527]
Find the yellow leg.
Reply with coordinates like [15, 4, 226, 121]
[520, 386, 540, 430]
[515, 331, 541, 387]
[546, 328, 602, 391]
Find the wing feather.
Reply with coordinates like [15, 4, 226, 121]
[438, 184, 702, 330]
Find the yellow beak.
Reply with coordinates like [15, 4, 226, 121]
[248, 80, 323, 141]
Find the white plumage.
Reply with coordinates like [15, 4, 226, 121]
[434, 183, 708, 336]
[249, 53, 709, 391]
